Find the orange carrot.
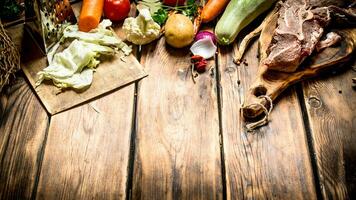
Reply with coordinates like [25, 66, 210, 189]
[78, 0, 104, 32]
[201, 0, 230, 23]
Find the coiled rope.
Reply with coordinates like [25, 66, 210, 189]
[242, 95, 274, 131]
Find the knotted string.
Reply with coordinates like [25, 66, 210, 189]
[241, 95, 274, 131]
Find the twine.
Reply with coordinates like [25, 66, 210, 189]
[242, 95, 274, 131]
[0, 21, 20, 92]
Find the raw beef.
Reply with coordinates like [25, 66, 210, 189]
[264, 0, 331, 72]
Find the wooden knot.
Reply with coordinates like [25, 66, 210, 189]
[308, 96, 322, 108]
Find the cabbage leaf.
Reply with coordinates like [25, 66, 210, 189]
[36, 20, 132, 90]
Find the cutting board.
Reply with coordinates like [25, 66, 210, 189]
[21, 25, 147, 115]
[241, 8, 356, 119]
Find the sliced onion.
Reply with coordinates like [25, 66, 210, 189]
[195, 31, 217, 45]
[190, 38, 217, 59]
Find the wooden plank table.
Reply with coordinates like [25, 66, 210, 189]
[1, 2, 355, 200]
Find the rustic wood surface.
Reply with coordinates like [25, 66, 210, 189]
[132, 34, 223, 199]
[242, 13, 356, 118]
[302, 58, 356, 199]
[0, 78, 49, 200]
[35, 3, 137, 200]
[35, 85, 135, 200]
[0, 1, 355, 200]
[0, 24, 49, 200]
[218, 41, 317, 199]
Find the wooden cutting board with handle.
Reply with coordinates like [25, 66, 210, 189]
[242, 10, 356, 119]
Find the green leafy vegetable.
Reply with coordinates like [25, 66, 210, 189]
[138, 0, 199, 25]
[36, 20, 132, 90]
[37, 40, 109, 90]
[152, 9, 168, 26]
[181, 0, 198, 20]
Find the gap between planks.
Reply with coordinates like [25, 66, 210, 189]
[30, 115, 51, 200]
[125, 45, 142, 200]
[0, 22, 52, 200]
[32, 2, 138, 200]
[3, 2, 327, 199]
[214, 43, 228, 200]
[0, 77, 51, 200]
[301, 60, 356, 199]
[296, 84, 324, 200]
[131, 27, 223, 199]
[219, 37, 317, 199]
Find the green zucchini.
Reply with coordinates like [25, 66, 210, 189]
[215, 0, 277, 45]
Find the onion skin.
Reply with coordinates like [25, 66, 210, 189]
[195, 31, 217, 45]
[190, 38, 217, 59]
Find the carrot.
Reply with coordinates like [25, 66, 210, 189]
[78, 0, 104, 32]
[201, 0, 230, 23]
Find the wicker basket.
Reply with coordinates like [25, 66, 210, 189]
[0, 21, 20, 92]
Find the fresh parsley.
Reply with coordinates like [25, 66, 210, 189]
[152, 9, 168, 26]
[138, 0, 199, 25]
[181, 0, 198, 20]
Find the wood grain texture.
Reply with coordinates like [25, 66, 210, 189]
[0, 77, 49, 200]
[35, 84, 135, 200]
[132, 37, 223, 199]
[242, 27, 356, 118]
[218, 40, 317, 199]
[302, 59, 356, 199]
[20, 2, 146, 115]
[35, 3, 137, 199]
[21, 33, 145, 115]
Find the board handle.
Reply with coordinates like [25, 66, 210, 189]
[242, 66, 292, 119]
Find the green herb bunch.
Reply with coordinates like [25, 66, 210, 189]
[138, 0, 199, 26]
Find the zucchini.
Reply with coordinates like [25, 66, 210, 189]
[215, 0, 277, 45]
